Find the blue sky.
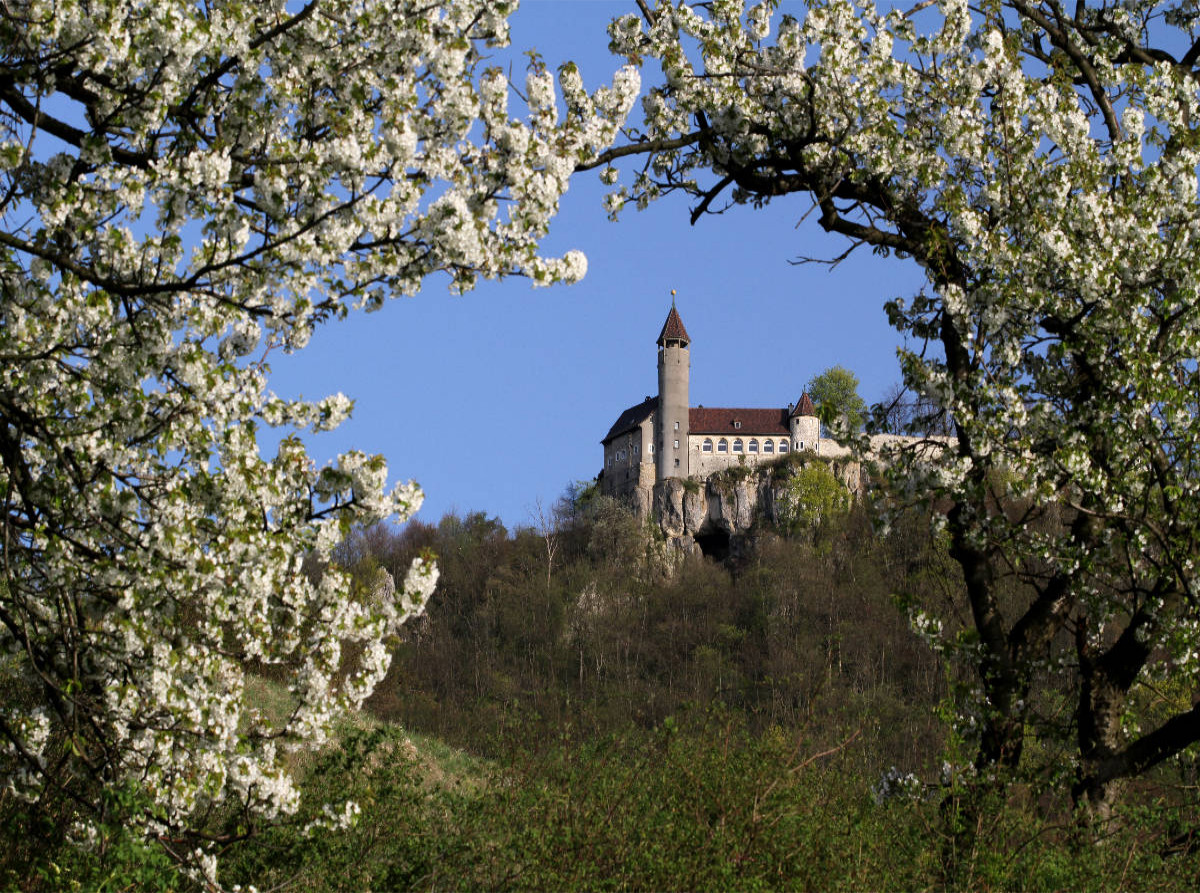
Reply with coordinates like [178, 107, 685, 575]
[267, 0, 929, 529]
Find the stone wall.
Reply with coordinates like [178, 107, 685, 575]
[601, 416, 655, 502]
[686, 435, 793, 477]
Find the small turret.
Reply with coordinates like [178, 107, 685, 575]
[656, 299, 690, 481]
[789, 392, 820, 453]
[656, 303, 690, 348]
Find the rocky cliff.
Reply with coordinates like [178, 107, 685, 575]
[649, 456, 862, 558]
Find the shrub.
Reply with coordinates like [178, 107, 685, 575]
[777, 463, 852, 537]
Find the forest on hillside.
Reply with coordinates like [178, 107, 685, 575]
[240, 488, 1200, 889]
[356, 487, 948, 762]
[7, 478, 1200, 889]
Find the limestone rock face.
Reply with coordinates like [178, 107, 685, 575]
[632, 485, 653, 519]
[646, 474, 763, 541]
[734, 483, 756, 529]
[653, 478, 687, 538]
[683, 488, 707, 532]
[702, 479, 757, 533]
[702, 483, 729, 533]
[834, 461, 861, 494]
[648, 458, 862, 550]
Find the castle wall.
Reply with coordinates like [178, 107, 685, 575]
[815, 438, 852, 459]
[790, 415, 821, 452]
[602, 414, 656, 502]
[608, 426, 949, 501]
[809, 434, 956, 462]
[687, 434, 795, 477]
[683, 433, 889, 477]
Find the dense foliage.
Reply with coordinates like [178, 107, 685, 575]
[233, 497, 1197, 890]
[806, 364, 868, 433]
[354, 497, 941, 759]
[592, 0, 1200, 818]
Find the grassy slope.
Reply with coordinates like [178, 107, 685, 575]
[222, 684, 1200, 892]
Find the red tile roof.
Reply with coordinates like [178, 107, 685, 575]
[790, 393, 816, 417]
[604, 395, 814, 445]
[602, 396, 656, 444]
[689, 407, 790, 436]
[656, 306, 690, 345]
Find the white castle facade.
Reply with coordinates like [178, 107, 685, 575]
[599, 305, 862, 504]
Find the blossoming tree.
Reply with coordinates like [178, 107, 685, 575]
[592, 0, 1200, 818]
[0, 0, 636, 878]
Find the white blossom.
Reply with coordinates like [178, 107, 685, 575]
[597, 0, 1200, 802]
[0, 0, 634, 879]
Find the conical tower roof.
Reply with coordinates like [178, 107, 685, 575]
[656, 304, 690, 346]
[790, 392, 816, 417]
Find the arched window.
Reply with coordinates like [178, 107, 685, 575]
[749, 439, 759, 453]
[703, 438, 713, 452]
[798, 442, 805, 452]
[733, 438, 743, 452]
[780, 440, 789, 453]
[717, 439, 728, 453]
[763, 440, 775, 454]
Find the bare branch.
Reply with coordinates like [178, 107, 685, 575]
[576, 131, 705, 172]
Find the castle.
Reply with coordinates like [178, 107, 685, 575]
[600, 304, 855, 506]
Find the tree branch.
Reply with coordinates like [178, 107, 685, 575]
[576, 131, 704, 172]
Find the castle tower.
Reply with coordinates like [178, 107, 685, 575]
[790, 392, 820, 453]
[656, 302, 690, 481]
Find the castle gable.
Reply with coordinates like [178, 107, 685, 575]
[602, 396, 656, 445]
[689, 407, 790, 436]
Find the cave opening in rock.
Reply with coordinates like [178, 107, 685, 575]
[695, 526, 731, 561]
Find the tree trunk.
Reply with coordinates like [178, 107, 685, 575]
[1072, 610, 1150, 828]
